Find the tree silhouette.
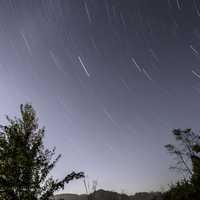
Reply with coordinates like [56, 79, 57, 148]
[164, 128, 200, 199]
[165, 128, 200, 179]
[0, 104, 84, 200]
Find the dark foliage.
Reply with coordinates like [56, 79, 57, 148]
[163, 128, 200, 200]
[0, 104, 84, 200]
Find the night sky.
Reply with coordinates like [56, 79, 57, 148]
[0, 0, 200, 195]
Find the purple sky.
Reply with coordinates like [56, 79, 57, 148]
[0, 0, 200, 195]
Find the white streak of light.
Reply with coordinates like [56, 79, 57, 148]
[192, 70, 200, 79]
[131, 57, 141, 72]
[78, 56, 90, 77]
[176, 0, 181, 10]
[20, 30, 32, 55]
[143, 68, 152, 81]
[103, 108, 119, 128]
[190, 45, 199, 55]
[84, 2, 92, 24]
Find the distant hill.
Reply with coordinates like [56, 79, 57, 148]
[53, 189, 163, 200]
[53, 193, 88, 200]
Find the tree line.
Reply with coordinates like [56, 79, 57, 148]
[0, 104, 199, 200]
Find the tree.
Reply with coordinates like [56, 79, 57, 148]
[0, 104, 84, 200]
[163, 180, 196, 200]
[164, 128, 200, 199]
[165, 128, 200, 180]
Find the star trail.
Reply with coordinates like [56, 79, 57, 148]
[0, 0, 200, 195]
